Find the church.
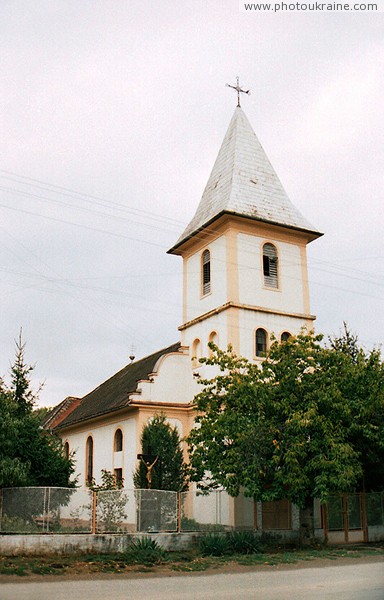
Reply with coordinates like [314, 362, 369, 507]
[45, 98, 322, 500]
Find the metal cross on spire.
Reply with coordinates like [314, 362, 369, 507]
[226, 76, 250, 107]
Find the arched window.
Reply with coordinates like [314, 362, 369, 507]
[263, 243, 278, 288]
[114, 428, 123, 452]
[255, 328, 268, 357]
[281, 331, 291, 343]
[202, 249, 211, 295]
[86, 436, 94, 485]
[63, 441, 69, 459]
[208, 331, 218, 357]
[192, 338, 201, 368]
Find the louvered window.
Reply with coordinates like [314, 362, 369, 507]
[202, 249, 211, 295]
[263, 243, 278, 288]
[256, 328, 267, 357]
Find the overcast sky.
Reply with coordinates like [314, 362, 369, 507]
[1, 1, 383, 407]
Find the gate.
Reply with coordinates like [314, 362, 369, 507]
[324, 493, 368, 543]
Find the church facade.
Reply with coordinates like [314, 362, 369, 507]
[46, 106, 322, 499]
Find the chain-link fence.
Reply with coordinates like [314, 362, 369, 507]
[0, 487, 92, 533]
[1, 488, 383, 536]
[0, 487, 178, 534]
[135, 489, 177, 533]
[326, 492, 384, 532]
[94, 489, 177, 533]
[366, 492, 384, 526]
[180, 489, 231, 531]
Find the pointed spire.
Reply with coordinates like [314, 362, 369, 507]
[169, 107, 321, 253]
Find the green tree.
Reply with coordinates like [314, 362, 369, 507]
[87, 469, 128, 532]
[187, 331, 384, 544]
[0, 384, 29, 487]
[0, 334, 75, 488]
[10, 330, 40, 416]
[328, 324, 384, 492]
[134, 415, 188, 491]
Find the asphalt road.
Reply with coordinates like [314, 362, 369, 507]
[1, 562, 383, 600]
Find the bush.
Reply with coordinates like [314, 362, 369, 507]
[198, 533, 229, 556]
[124, 537, 166, 565]
[227, 530, 264, 554]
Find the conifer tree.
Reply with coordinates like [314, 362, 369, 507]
[134, 415, 188, 491]
[0, 333, 75, 487]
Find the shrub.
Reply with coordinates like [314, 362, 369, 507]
[124, 537, 166, 565]
[198, 533, 229, 556]
[227, 530, 264, 554]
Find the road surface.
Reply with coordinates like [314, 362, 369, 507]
[0, 561, 383, 599]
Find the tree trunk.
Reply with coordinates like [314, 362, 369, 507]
[299, 500, 315, 546]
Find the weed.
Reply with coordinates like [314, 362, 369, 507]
[124, 537, 166, 565]
[172, 559, 212, 572]
[199, 534, 229, 556]
[227, 530, 264, 555]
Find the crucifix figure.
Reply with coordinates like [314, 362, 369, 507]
[226, 76, 251, 108]
[137, 452, 159, 489]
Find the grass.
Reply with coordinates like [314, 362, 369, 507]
[0, 544, 383, 578]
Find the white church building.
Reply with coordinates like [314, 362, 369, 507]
[46, 105, 322, 508]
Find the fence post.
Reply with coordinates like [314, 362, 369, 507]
[0, 488, 3, 532]
[361, 492, 368, 543]
[177, 492, 181, 533]
[253, 499, 258, 530]
[91, 491, 97, 534]
[343, 494, 349, 543]
[321, 503, 328, 544]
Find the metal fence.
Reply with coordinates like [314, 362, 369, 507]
[0, 487, 178, 534]
[180, 489, 232, 531]
[95, 489, 178, 533]
[0, 487, 92, 533]
[326, 492, 384, 531]
[1, 487, 383, 536]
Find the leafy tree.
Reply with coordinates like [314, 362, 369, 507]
[87, 469, 124, 491]
[134, 414, 188, 491]
[0, 334, 75, 488]
[328, 323, 384, 492]
[187, 331, 384, 543]
[87, 469, 128, 532]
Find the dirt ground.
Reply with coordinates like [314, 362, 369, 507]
[1, 550, 383, 583]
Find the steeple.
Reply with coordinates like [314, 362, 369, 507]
[169, 107, 321, 254]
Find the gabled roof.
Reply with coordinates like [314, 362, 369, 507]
[54, 342, 181, 429]
[169, 107, 321, 253]
[42, 396, 80, 429]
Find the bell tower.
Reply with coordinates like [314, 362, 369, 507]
[168, 106, 322, 365]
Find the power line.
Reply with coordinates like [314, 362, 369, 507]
[0, 170, 186, 228]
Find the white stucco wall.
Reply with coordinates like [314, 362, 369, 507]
[137, 351, 200, 404]
[185, 236, 227, 323]
[183, 311, 228, 361]
[238, 309, 309, 360]
[63, 418, 136, 488]
[237, 233, 305, 314]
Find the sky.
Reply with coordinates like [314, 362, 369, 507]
[1, 1, 383, 407]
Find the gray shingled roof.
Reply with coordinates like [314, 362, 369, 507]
[169, 107, 321, 252]
[55, 342, 181, 429]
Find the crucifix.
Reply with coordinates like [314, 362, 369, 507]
[137, 449, 159, 489]
[226, 76, 251, 108]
